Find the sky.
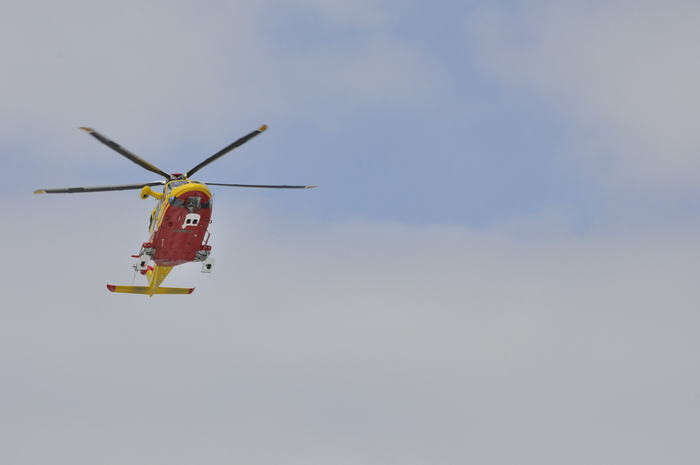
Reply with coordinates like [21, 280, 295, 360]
[3, 1, 700, 464]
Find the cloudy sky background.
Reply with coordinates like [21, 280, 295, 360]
[3, 1, 700, 463]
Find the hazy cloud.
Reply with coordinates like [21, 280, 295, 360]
[3, 198, 700, 464]
[469, 0, 700, 186]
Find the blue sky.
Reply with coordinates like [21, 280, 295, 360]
[7, 0, 699, 235]
[4, 0, 667, 230]
[4, 2, 700, 464]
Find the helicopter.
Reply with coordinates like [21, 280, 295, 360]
[34, 125, 316, 295]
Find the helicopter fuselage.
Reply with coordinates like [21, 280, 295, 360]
[142, 178, 213, 267]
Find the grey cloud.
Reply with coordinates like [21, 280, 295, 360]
[2, 197, 700, 464]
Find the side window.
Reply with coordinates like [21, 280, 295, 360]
[182, 213, 201, 228]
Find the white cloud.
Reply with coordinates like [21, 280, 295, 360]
[468, 0, 700, 186]
[0, 0, 447, 162]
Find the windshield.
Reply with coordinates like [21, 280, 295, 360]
[167, 180, 188, 191]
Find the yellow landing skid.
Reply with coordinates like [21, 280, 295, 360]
[106, 285, 194, 295]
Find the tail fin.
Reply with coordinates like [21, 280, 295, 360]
[107, 285, 194, 295]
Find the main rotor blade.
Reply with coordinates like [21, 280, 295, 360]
[80, 127, 171, 179]
[186, 125, 268, 178]
[34, 181, 164, 194]
[205, 182, 317, 189]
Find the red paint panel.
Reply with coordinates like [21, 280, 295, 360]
[151, 191, 212, 266]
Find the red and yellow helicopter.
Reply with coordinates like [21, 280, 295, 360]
[35, 125, 315, 296]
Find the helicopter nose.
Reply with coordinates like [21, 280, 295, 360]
[182, 183, 211, 197]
